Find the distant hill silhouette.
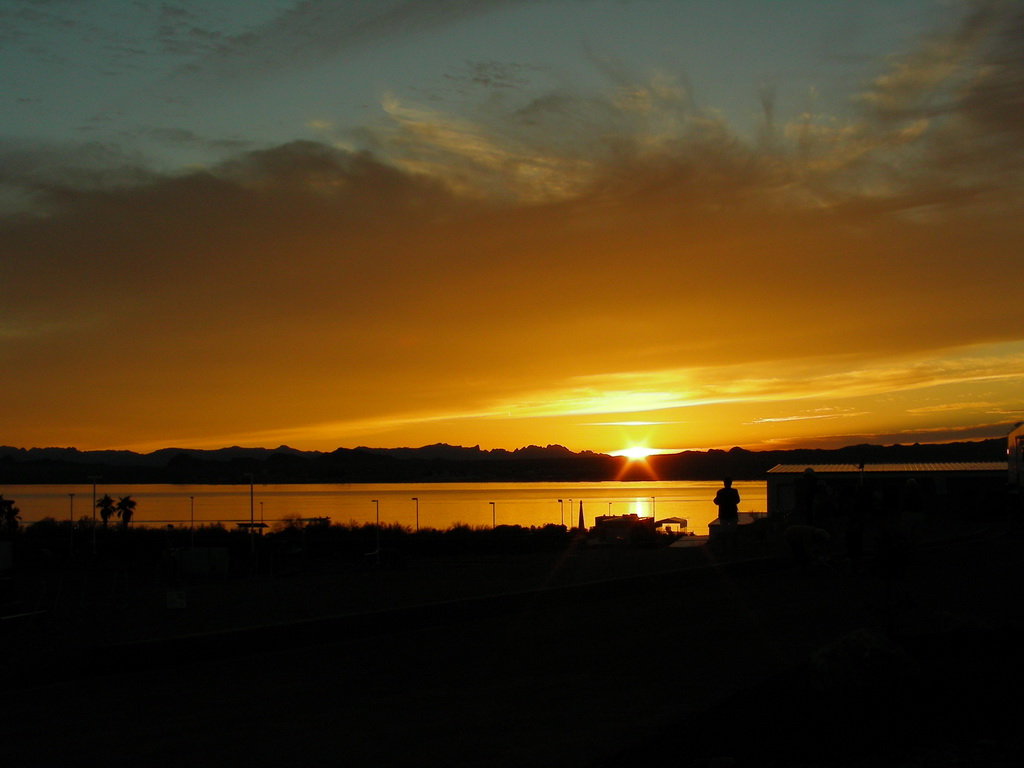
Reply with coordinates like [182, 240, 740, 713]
[0, 439, 1006, 485]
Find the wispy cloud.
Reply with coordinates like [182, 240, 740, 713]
[906, 401, 999, 414]
[367, 93, 599, 201]
[154, 1, 549, 92]
[584, 421, 683, 427]
[747, 410, 866, 425]
[396, 344, 1024, 428]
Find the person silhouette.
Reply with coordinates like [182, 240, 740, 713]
[714, 477, 740, 553]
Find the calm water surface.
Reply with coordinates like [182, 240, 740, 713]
[8, 481, 766, 535]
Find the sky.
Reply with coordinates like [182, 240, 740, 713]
[2, 0, 1023, 456]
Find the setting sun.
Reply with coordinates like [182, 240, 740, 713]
[610, 446, 661, 461]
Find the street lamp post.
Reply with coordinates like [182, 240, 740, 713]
[412, 497, 419, 531]
[372, 499, 380, 565]
[558, 499, 563, 526]
[489, 501, 495, 529]
[651, 496, 656, 520]
[68, 493, 74, 554]
[245, 473, 256, 570]
[249, 476, 254, 529]
[88, 475, 100, 555]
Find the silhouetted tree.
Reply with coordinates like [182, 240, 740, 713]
[96, 494, 116, 529]
[0, 495, 20, 537]
[116, 496, 136, 530]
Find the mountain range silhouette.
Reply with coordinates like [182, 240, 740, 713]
[0, 439, 1004, 485]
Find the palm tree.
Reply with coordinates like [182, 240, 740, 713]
[116, 496, 136, 531]
[96, 494, 116, 529]
[0, 495, 20, 538]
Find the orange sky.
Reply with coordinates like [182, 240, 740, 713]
[2, 1, 1022, 455]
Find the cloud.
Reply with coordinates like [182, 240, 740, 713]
[443, 59, 539, 91]
[747, 411, 864, 426]
[154, 0, 543, 93]
[807, 1, 1024, 207]
[478, 344, 1024, 420]
[0, 140, 158, 207]
[959, 4, 1024, 136]
[350, 93, 603, 202]
[350, 2, 1024, 219]
[856, 1, 995, 120]
[141, 128, 254, 153]
[906, 402, 999, 414]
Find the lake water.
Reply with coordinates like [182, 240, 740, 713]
[7, 480, 767, 535]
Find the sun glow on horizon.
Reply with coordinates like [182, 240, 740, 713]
[609, 446, 664, 461]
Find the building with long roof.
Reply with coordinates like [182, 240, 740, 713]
[765, 461, 1007, 524]
[1008, 422, 1024, 487]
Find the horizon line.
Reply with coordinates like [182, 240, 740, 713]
[1, 435, 1007, 458]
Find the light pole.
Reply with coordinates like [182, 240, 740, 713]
[558, 499, 563, 526]
[489, 501, 495, 529]
[651, 496, 656, 520]
[245, 473, 255, 566]
[68, 493, 74, 553]
[88, 475, 100, 555]
[372, 499, 380, 565]
[412, 497, 419, 531]
[189, 496, 195, 548]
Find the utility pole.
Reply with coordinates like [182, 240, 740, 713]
[88, 475, 100, 555]
[68, 493, 75, 554]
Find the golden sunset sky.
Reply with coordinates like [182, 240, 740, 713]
[2, 0, 1022, 455]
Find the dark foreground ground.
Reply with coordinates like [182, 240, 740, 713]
[3, 521, 1022, 767]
